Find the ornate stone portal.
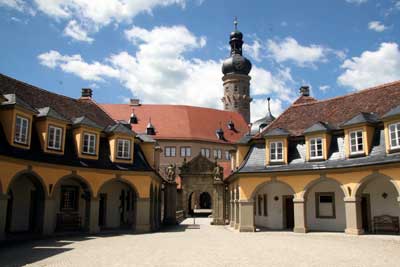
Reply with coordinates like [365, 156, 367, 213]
[179, 154, 226, 225]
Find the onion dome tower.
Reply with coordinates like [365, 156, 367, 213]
[221, 17, 253, 123]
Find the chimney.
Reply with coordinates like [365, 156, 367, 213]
[299, 86, 310, 97]
[130, 99, 141, 106]
[81, 88, 92, 98]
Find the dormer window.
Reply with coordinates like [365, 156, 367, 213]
[270, 141, 283, 162]
[117, 139, 131, 159]
[349, 130, 364, 155]
[389, 122, 400, 149]
[48, 125, 62, 150]
[14, 115, 29, 145]
[82, 132, 96, 155]
[309, 137, 323, 159]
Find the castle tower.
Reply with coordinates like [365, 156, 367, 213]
[221, 18, 252, 123]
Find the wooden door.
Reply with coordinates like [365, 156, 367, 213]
[284, 196, 294, 229]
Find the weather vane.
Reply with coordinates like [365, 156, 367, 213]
[234, 16, 238, 30]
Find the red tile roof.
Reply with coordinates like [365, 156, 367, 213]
[259, 80, 400, 137]
[100, 104, 249, 143]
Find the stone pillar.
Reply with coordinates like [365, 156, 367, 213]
[89, 197, 100, 234]
[0, 194, 8, 241]
[238, 199, 255, 232]
[136, 198, 151, 233]
[43, 197, 56, 236]
[234, 200, 239, 229]
[293, 198, 307, 233]
[212, 181, 225, 225]
[163, 182, 177, 225]
[230, 200, 235, 227]
[344, 197, 364, 235]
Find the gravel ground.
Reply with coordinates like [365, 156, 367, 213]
[1, 218, 400, 267]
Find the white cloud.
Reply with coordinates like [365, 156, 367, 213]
[267, 37, 330, 67]
[38, 50, 119, 81]
[31, 0, 187, 42]
[346, 0, 367, 4]
[368, 21, 387, 32]
[251, 98, 283, 122]
[64, 20, 94, 43]
[319, 85, 330, 92]
[243, 40, 262, 62]
[0, 0, 25, 11]
[38, 25, 295, 122]
[337, 42, 400, 90]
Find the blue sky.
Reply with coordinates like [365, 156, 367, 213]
[0, 0, 399, 121]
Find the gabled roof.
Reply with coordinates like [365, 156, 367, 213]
[382, 105, 400, 119]
[264, 128, 290, 137]
[0, 73, 115, 128]
[72, 116, 103, 130]
[304, 121, 334, 134]
[105, 123, 135, 136]
[1, 93, 38, 113]
[342, 112, 380, 127]
[100, 104, 249, 144]
[37, 107, 70, 122]
[259, 80, 400, 137]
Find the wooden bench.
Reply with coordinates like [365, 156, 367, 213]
[56, 213, 82, 231]
[373, 215, 399, 234]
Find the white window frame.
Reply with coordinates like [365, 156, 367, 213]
[349, 130, 364, 155]
[389, 122, 400, 150]
[225, 151, 231, 160]
[117, 139, 131, 159]
[47, 125, 63, 150]
[165, 146, 176, 157]
[14, 115, 29, 145]
[180, 147, 191, 157]
[82, 132, 96, 155]
[214, 149, 222, 160]
[309, 137, 323, 160]
[201, 148, 210, 158]
[269, 141, 283, 162]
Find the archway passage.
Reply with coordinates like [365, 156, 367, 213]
[305, 179, 346, 232]
[98, 180, 137, 230]
[199, 192, 212, 209]
[6, 173, 45, 235]
[357, 176, 400, 234]
[253, 182, 294, 230]
[53, 176, 91, 232]
[188, 192, 196, 216]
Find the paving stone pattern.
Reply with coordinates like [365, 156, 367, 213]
[1, 218, 400, 267]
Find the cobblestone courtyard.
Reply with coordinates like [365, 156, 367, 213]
[1, 218, 400, 267]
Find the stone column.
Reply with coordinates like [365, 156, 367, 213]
[43, 197, 56, 236]
[136, 198, 151, 233]
[212, 180, 225, 225]
[0, 194, 8, 241]
[344, 197, 364, 235]
[89, 197, 100, 234]
[293, 198, 307, 233]
[230, 200, 235, 227]
[238, 199, 255, 232]
[234, 200, 239, 229]
[163, 182, 177, 225]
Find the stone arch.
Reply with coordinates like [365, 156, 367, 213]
[5, 169, 47, 234]
[354, 172, 400, 198]
[7, 169, 48, 197]
[51, 173, 93, 198]
[303, 175, 347, 232]
[301, 176, 349, 200]
[250, 180, 295, 200]
[97, 177, 139, 198]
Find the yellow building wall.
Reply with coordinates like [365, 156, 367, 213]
[236, 165, 400, 201]
[235, 145, 250, 168]
[0, 156, 157, 199]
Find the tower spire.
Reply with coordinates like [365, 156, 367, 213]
[234, 16, 238, 30]
[267, 97, 271, 116]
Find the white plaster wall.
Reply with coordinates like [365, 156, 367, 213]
[254, 183, 293, 230]
[363, 179, 400, 219]
[55, 180, 87, 227]
[306, 180, 346, 232]
[100, 182, 134, 228]
[9, 178, 35, 232]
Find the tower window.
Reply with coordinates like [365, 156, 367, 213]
[234, 86, 238, 92]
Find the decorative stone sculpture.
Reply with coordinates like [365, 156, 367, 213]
[213, 161, 224, 182]
[166, 163, 176, 182]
